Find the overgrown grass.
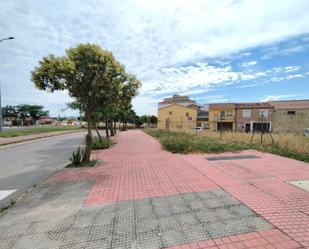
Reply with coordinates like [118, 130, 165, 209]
[145, 129, 309, 163]
[0, 126, 82, 138]
[91, 137, 114, 150]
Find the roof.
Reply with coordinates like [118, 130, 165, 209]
[269, 100, 309, 109]
[209, 103, 235, 110]
[159, 95, 195, 104]
[157, 103, 199, 111]
[235, 102, 273, 109]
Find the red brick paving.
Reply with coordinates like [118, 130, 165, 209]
[180, 152, 309, 248]
[50, 130, 219, 204]
[49, 130, 309, 248]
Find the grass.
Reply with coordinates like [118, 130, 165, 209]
[91, 137, 114, 150]
[0, 126, 83, 138]
[145, 129, 309, 163]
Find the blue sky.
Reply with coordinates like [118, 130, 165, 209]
[1, 0, 309, 117]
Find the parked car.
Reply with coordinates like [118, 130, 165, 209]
[192, 127, 203, 132]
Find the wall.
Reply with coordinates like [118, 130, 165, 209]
[272, 109, 309, 134]
[209, 108, 235, 131]
[235, 107, 273, 131]
[157, 104, 198, 130]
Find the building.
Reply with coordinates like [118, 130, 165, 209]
[157, 103, 198, 130]
[209, 103, 235, 131]
[235, 102, 274, 132]
[158, 96, 309, 134]
[37, 116, 53, 125]
[270, 100, 309, 134]
[197, 105, 210, 129]
[158, 95, 200, 109]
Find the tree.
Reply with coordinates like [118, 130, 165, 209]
[28, 105, 48, 123]
[150, 115, 158, 126]
[16, 104, 30, 125]
[118, 74, 141, 130]
[31, 43, 137, 163]
[2, 105, 18, 118]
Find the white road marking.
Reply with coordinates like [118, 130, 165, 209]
[0, 190, 16, 201]
[289, 180, 309, 192]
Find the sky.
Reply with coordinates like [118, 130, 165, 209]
[1, 0, 309, 117]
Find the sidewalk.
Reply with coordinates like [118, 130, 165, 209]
[0, 130, 82, 146]
[0, 130, 308, 249]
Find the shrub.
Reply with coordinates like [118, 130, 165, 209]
[91, 137, 113, 150]
[69, 146, 83, 166]
[145, 129, 309, 162]
[67, 146, 98, 168]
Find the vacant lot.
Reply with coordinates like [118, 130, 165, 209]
[0, 126, 82, 138]
[145, 129, 309, 162]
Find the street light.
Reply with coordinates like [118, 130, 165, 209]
[0, 36, 15, 132]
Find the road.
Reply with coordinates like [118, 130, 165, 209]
[0, 131, 86, 209]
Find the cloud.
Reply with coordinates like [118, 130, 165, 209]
[284, 66, 301, 73]
[241, 61, 257, 67]
[261, 94, 297, 102]
[1, 0, 309, 115]
[287, 74, 304, 79]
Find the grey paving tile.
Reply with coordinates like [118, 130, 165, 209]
[0, 186, 273, 249]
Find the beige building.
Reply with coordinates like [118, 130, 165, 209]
[209, 103, 235, 131]
[270, 100, 309, 134]
[157, 103, 199, 130]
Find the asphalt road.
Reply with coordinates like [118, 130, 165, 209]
[0, 131, 87, 209]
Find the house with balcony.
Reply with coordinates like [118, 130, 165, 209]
[209, 103, 235, 131]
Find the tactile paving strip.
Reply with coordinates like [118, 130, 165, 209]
[207, 155, 260, 161]
[0, 188, 272, 249]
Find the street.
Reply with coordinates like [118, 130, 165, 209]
[0, 132, 86, 209]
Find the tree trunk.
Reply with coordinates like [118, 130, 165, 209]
[95, 123, 102, 141]
[105, 119, 109, 140]
[81, 113, 92, 164]
[113, 121, 117, 134]
[110, 120, 114, 136]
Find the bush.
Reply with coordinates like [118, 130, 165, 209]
[69, 146, 83, 166]
[67, 146, 98, 168]
[145, 129, 309, 162]
[91, 137, 113, 150]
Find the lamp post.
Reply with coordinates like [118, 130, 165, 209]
[0, 37, 14, 132]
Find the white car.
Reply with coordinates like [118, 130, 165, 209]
[192, 127, 203, 132]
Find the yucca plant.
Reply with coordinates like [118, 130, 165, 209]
[69, 146, 84, 166]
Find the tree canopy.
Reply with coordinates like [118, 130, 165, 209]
[31, 43, 141, 163]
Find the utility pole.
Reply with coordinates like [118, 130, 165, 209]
[0, 37, 14, 132]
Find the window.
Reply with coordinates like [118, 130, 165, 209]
[242, 109, 251, 118]
[287, 111, 296, 115]
[169, 111, 172, 115]
[259, 109, 268, 117]
[227, 111, 233, 116]
[185, 112, 189, 117]
[221, 111, 225, 120]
